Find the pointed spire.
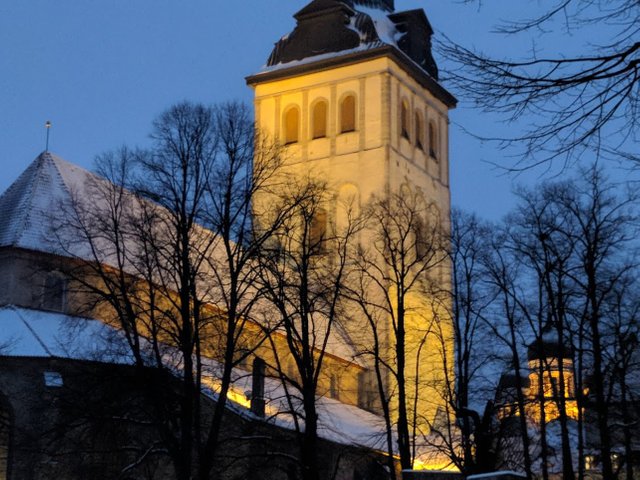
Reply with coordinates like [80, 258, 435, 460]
[45, 120, 52, 152]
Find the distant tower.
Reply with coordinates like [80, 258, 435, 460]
[247, 0, 456, 437]
[527, 322, 578, 422]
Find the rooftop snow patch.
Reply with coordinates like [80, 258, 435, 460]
[0, 305, 133, 362]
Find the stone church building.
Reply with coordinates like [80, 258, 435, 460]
[0, 1, 457, 479]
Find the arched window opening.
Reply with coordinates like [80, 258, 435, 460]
[429, 121, 438, 159]
[312, 100, 328, 139]
[401, 100, 410, 140]
[0, 396, 11, 480]
[42, 271, 67, 312]
[340, 95, 356, 133]
[284, 107, 300, 144]
[415, 111, 425, 151]
[309, 208, 328, 252]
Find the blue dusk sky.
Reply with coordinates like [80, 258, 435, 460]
[0, 1, 622, 220]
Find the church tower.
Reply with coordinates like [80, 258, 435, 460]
[247, 0, 455, 213]
[247, 0, 457, 452]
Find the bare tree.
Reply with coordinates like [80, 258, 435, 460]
[554, 166, 638, 479]
[441, 0, 640, 169]
[480, 165, 639, 479]
[53, 101, 286, 480]
[256, 176, 359, 480]
[480, 227, 534, 480]
[350, 185, 449, 472]
[507, 181, 581, 480]
[606, 277, 640, 480]
[445, 209, 496, 475]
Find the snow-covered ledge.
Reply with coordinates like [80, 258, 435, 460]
[467, 472, 527, 480]
[402, 471, 462, 480]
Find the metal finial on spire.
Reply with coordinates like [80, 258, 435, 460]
[45, 120, 52, 152]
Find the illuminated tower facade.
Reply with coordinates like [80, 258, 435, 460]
[527, 323, 579, 423]
[247, 0, 457, 439]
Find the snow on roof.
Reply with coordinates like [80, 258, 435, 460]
[202, 358, 390, 450]
[316, 396, 388, 448]
[0, 152, 69, 252]
[261, 1, 399, 70]
[356, 5, 401, 46]
[0, 151, 116, 260]
[467, 472, 527, 480]
[0, 304, 386, 450]
[0, 152, 364, 367]
[257, 43, 386, 75]
[0, 305, 133, 362]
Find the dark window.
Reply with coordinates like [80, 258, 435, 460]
[42, 272, 67, 312]
[414, 216, 427, 259]
[330, 374, 339, 400]
[429, 122, 438, 159]
[309, 208, 327, 252]
[401, 100, 410, 140]
[415, 111, 425, 150]
[340, 95, 356, 133]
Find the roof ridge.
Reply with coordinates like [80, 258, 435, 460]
[13, 306, 54, 357]
[16, 153, 73, 248]
[0, 151, 83, 251]
[12, 154, 49, 247]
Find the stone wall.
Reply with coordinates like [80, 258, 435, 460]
[0, 356, 388, 480]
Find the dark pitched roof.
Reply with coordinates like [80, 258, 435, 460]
[527, 321, 575, 361]
[248, 1, 456, 108]
[262, 0, 442, 81]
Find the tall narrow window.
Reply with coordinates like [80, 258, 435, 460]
[401, 100, 410, 140]
[42, 272, 67, 312]
[415, 111, 425, 150]
[0, 396, 10, 480]
[429, 121, 438, 159]
[413, 216, 426, 259]
[330, 374, 340, 400]
[309, 208, 328, 252]
[340, 95, 356, 133]
[312, 100, 328, 139]
[284, 107, 300, 144]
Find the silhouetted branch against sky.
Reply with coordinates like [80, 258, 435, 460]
[439, 0, 639, 170]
